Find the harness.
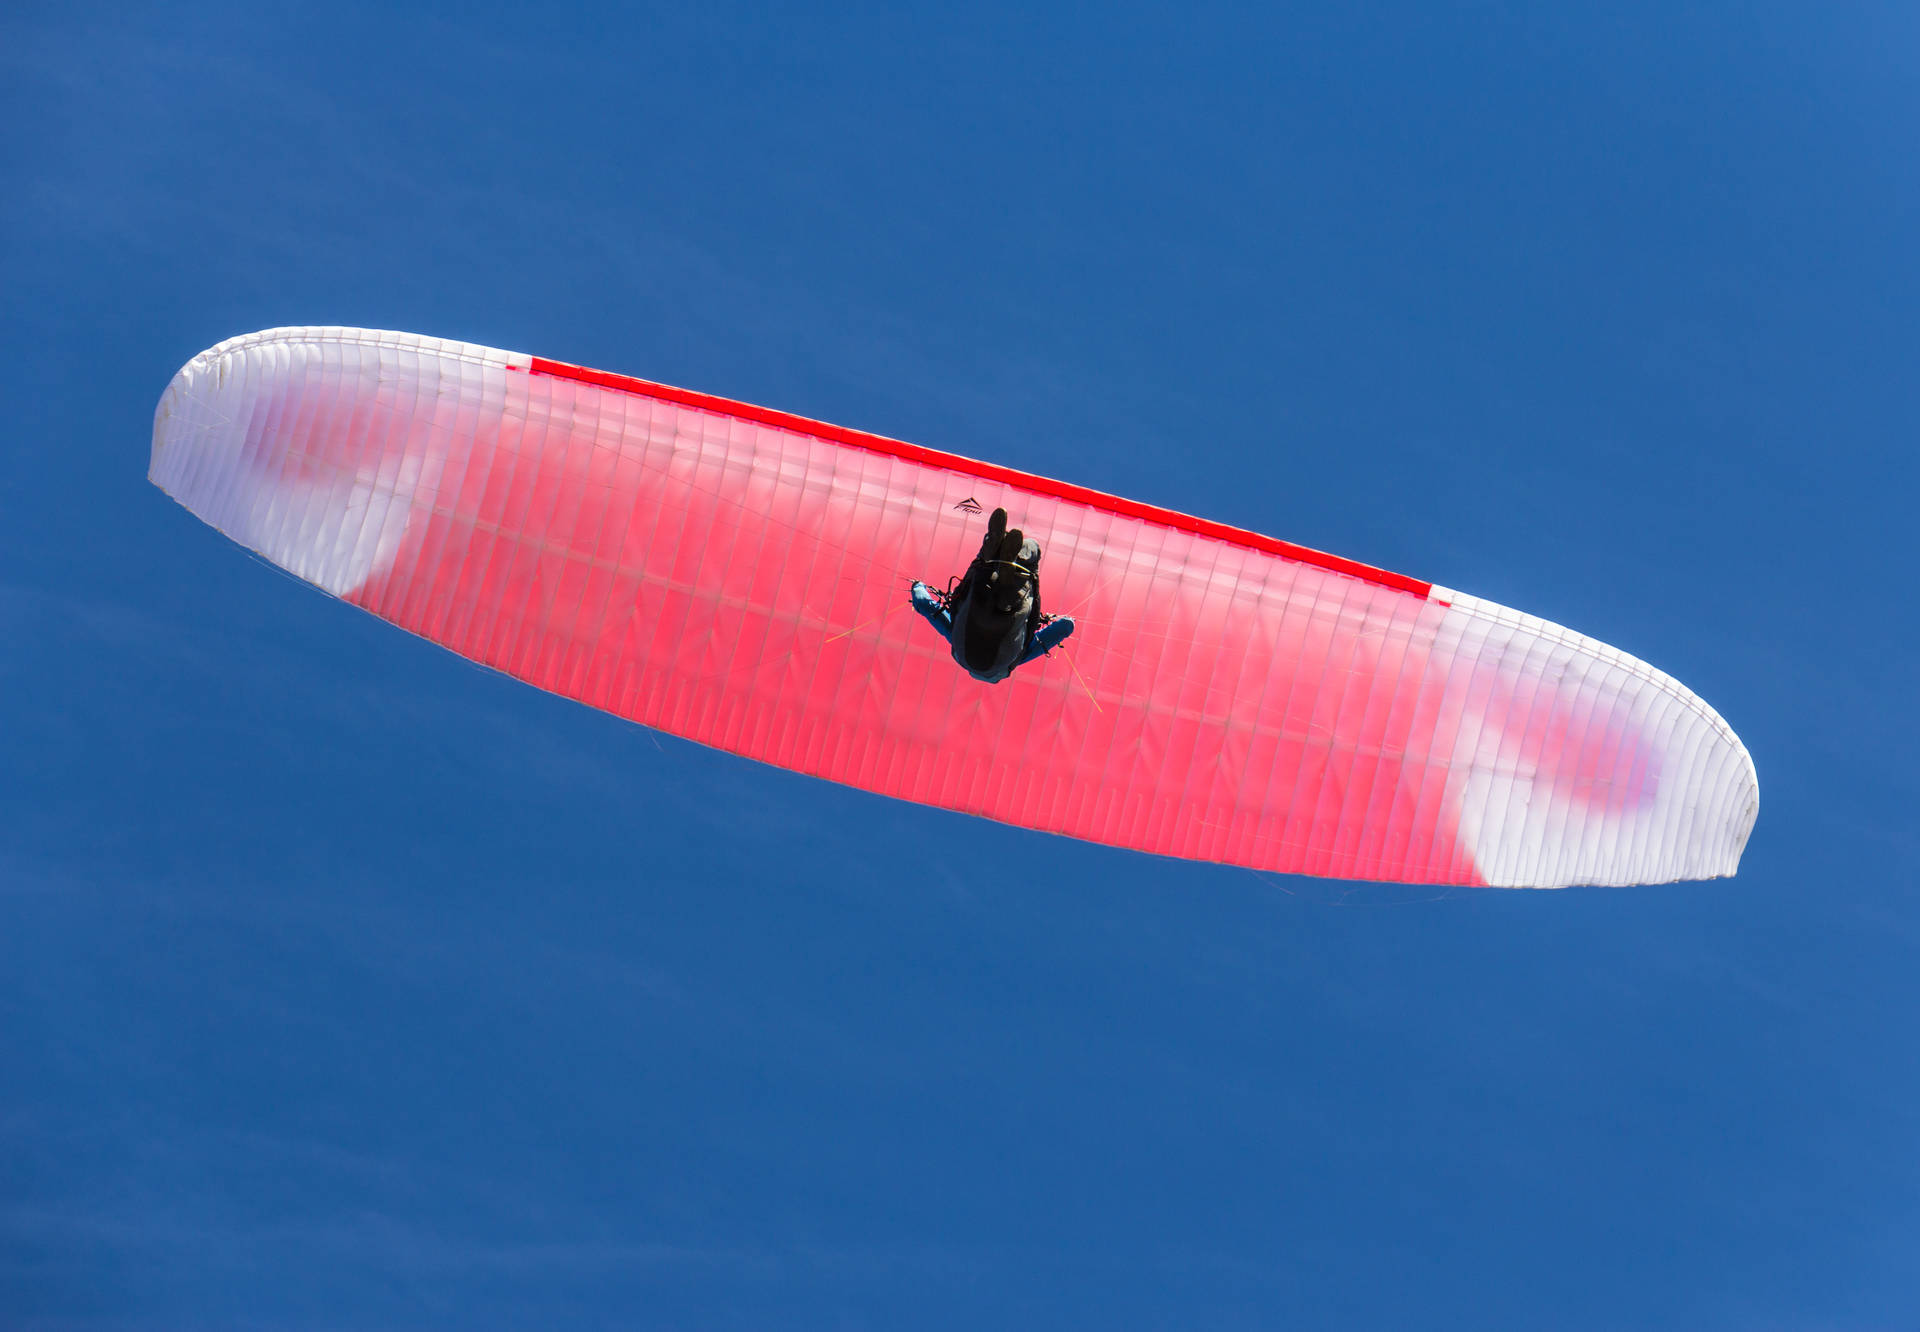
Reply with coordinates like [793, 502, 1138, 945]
[931, 565, 1060, 629]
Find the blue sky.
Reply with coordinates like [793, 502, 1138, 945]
[4, 2, 1917, 1328]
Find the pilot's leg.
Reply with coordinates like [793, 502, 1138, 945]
[909, 581, 954, 642]
[1016, 615, 1075, 667]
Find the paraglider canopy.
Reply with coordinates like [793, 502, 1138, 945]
[150, 327, 1757, 888]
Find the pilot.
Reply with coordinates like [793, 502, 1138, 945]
[910, 507, 1074, 683]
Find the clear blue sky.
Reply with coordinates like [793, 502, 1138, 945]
[5, 3, 1916, 1328]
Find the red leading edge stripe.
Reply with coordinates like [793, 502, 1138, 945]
[523, 357, 1438, 602]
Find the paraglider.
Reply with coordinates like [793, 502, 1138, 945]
[909, 506, 1075, 683]
[149, 326, 1757, 888]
